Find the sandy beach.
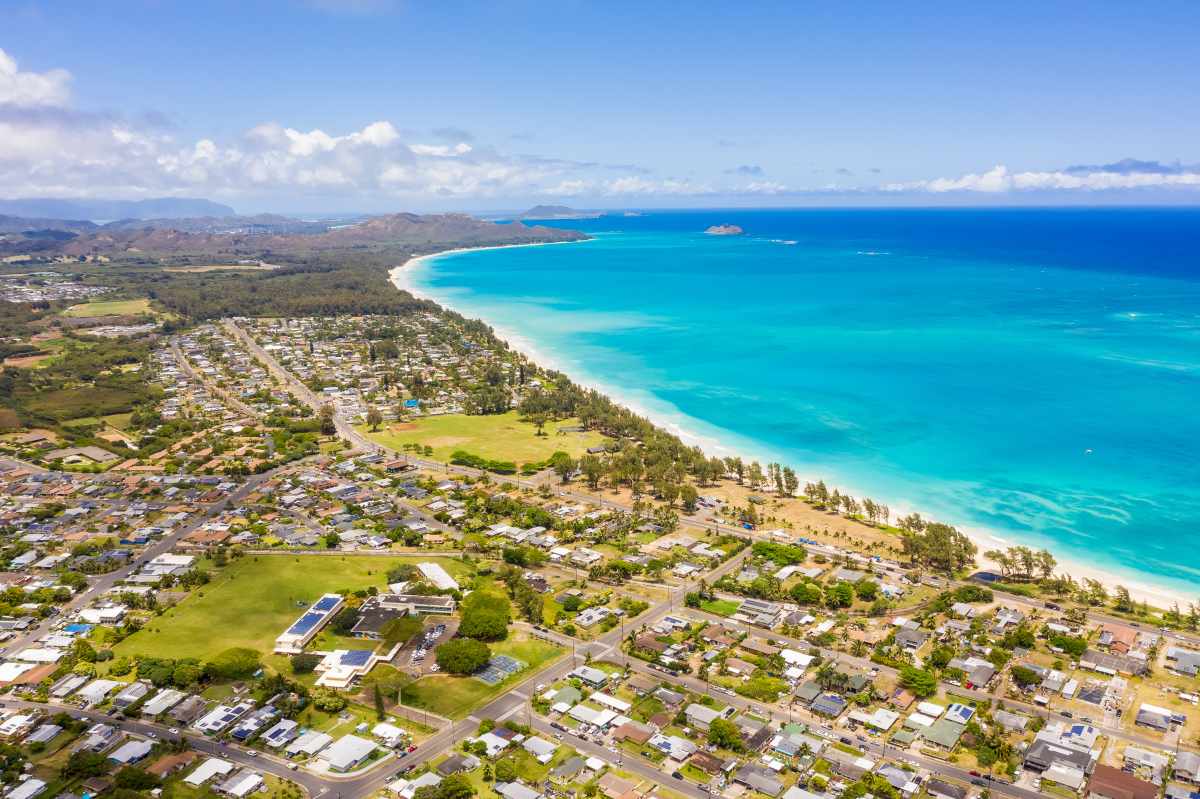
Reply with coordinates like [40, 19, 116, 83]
[390, 245, 1193, 610]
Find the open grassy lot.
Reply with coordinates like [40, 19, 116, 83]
[62, 298, 153, 317]
[114, 553, 470, 661]
[356, 411, 606, 464]
[396, 633, 564, 719]
[700, 598, 741, 616]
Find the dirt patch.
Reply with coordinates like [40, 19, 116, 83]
[389, 422, 418, 432]
[2, 353, 50, 367]
[425, 435, 469, 448]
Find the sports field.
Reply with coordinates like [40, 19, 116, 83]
[356, 411, 605, 464]
[62, 298, 154, 317]
[113, 554, 470, 661]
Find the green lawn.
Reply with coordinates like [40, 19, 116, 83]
[356, 411, 606, 465]
[700, 599, 741, 616]
[102, 411, 134, 430]
[62, 298, 153, 317]
[114, 554, 470, 661]
[397, 634, 564, 719]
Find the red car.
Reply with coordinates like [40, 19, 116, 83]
[406, 745, 417, 753]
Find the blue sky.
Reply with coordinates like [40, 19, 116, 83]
[2, 0, 1199, 213]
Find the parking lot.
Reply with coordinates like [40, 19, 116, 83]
[397, 619, 456, 675]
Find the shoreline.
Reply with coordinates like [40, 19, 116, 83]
[390, 244, 1193, 610]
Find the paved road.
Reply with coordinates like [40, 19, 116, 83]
[5, 468, 279, 656]
[170, 343, 262, 419]
[0, 455, 48, 473]
[221, 317, 1194, 797]
[682, 604, 1195, 756]
[2, 697, 327, 796]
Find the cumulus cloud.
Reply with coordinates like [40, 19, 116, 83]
[4, 48, 1198, 204]
[885, 163, 1200, 194]
[408, 142, 472, 157]
[0, 48, 71, 107]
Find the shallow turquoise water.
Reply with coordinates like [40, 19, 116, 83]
[404, 209, 1200, 595]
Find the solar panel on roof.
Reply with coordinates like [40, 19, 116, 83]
[313, 596, 340, 612]
[341, 650, 372, 666]
[287, 612, 324, 635]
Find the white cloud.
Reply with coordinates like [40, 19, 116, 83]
[408, 142, 472, 157]
[887, 164, 1200, 194]
[741, 180, 789, 194]
[3, 50, 1198, 204]
[0, 48, 71, 107]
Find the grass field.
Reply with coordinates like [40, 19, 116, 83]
[62, 298, 153, 317]
[396, 634, 563, 719]
[102, 411, 134, 430]
[356, 411, 606, 465]
[700, 599, 741, 616]
[30, 384, 149, 421]
[114, 554, 471, 661]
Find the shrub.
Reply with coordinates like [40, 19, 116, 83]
[205, 647, 260, 680]
[290, 653, 322, 675]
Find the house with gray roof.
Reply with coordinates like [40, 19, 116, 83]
[734, 764, 784, 797]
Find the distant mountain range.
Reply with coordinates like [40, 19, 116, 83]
[0, 197, 236, 221]
[519, 205, 604, 220]
[0, 211, 586, 259]
[0, 215, 98, 235]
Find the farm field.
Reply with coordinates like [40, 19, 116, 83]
[356, 411, 605, 465]
[113, 554, 470, 661]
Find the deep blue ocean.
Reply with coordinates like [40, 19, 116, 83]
[401, 208, 1200, 596]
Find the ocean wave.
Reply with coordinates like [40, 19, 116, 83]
[1099, 352, 1200, 373]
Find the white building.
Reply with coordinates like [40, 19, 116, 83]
[417, 562, 459, 591]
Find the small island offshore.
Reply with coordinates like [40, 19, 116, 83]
[705, 223, 744, 235]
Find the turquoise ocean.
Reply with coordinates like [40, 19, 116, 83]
[397, 208, 1200, 598]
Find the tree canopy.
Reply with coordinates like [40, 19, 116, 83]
[457, 589, 512, 641]
[436, 638, 492, 675]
